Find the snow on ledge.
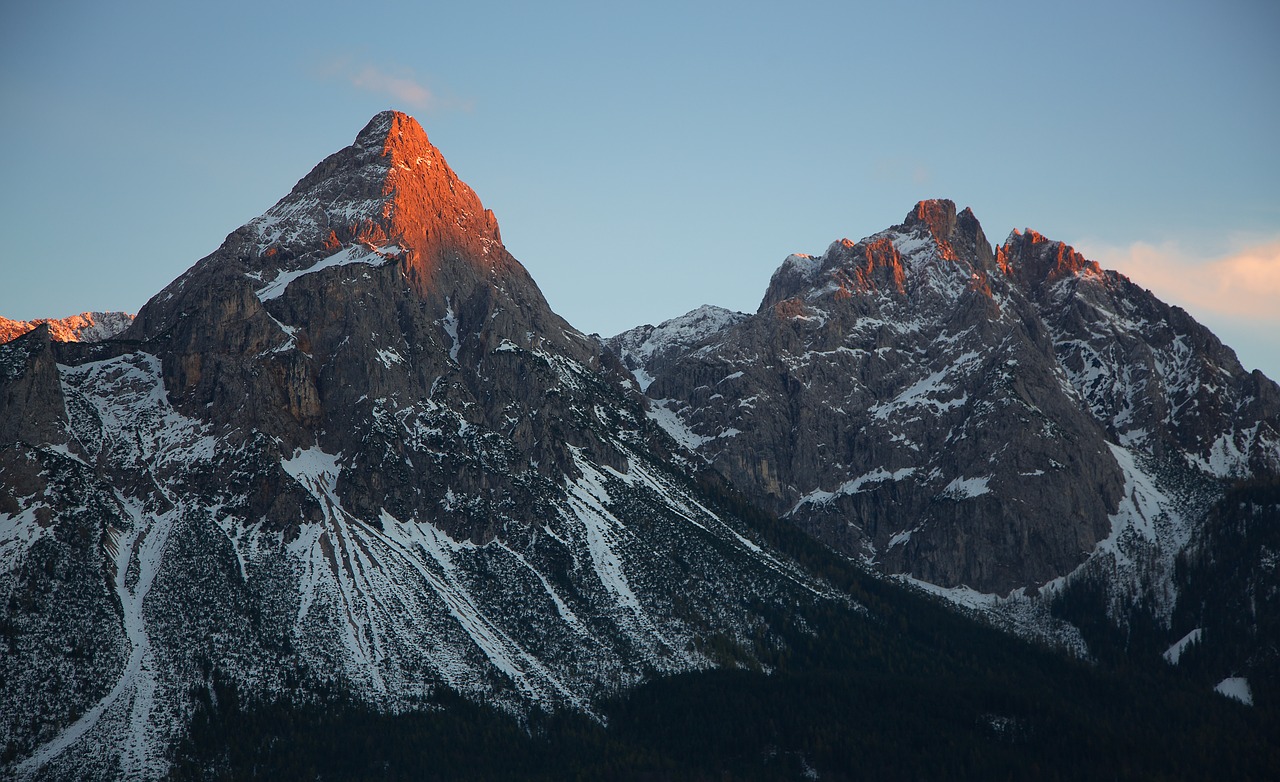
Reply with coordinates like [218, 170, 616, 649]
[253, 245, 397, 301]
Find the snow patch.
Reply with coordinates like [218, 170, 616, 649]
[631, 366, 656, 391]
[942, 476, 991, 499]
[1188, 430, 1253, 479]
[1214, 677, 1253, 706]
[790, 467, 916, 512]
[870, 351, 977, 420]
[646, 400, 709, 450]
[441, 299, 461, 362]
[375, 348, 405, 367]
[1163, 628, 1202, 665]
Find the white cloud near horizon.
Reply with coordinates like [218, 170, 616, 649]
[1083, 238, 1280, 323]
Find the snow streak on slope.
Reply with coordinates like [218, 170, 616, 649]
[15, 353, 214, 778]
[1078, 444, 1203, 622]
[14, 499, 175, 779]
[201, 394, 837, 722]
[274, 444, 586, 707]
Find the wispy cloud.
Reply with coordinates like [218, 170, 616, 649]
[318, 58, 452, 111]
[1083, 239, 1280, 322]
[347, 65, 433, 108]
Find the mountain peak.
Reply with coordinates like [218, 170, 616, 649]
[121, 106, 597, 441]
[758, 199, 999, 309]
[997, 227, 1102, 287]
[899, 199, 993, 271]
[246, 110, 500, 262]
[150, 110, 510, 317]
[353, 110, 440, 171]
[904, 198, 959, 241]
[354, 110, 420, 146]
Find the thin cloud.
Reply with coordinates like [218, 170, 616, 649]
[348, 65, 433, 109]
[317, 58, 440, 110]
[1084, 239, 1280, 322]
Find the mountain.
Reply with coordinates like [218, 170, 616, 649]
[3, 116, 1277, 780]
[0, 312, 134, 344]
[610, 198, 1280, 671]
[0, 112, 838, 778]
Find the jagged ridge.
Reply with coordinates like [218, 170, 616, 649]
[615, 198, 1280, 631]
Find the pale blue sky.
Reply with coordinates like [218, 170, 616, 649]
[2, 1, 1277, 376]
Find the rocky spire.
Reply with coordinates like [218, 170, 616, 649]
[997, 227, 1103, 291]
[899, 199, 996, 273]
[121, 111, 590, 448]
[236, 110, 507, 294]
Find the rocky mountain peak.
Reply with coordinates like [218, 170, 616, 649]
[997, 227, 1102, 289]
[131, 110, 562, 349]
[117, 111, 591, 458]
[904, 198, 959, 246]
[899, 199, 995, 274]
[758, 199, 997, 309]
[353, 109, 420, 151]
[235, 110, 504, 289]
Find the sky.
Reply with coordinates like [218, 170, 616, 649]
[2, 1, 1277, 378]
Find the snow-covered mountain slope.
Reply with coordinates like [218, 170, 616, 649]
[614, 200, 1280, 654]
[0, 112, 839, 780]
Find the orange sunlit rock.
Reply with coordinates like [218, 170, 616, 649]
[358, 112, 509, 299]
[0, 312, 135, 344]
[910, 200, 960, 262]
[1000, 228, 1102, 286]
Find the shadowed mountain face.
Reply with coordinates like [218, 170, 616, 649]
[612, 199, 1280, 596]
[0, 112, 834, 778]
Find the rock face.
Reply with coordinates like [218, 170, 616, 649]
[0, 312, 134, 344]
[612, 200, 1280, 599]
[0, 112, 832, 779]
